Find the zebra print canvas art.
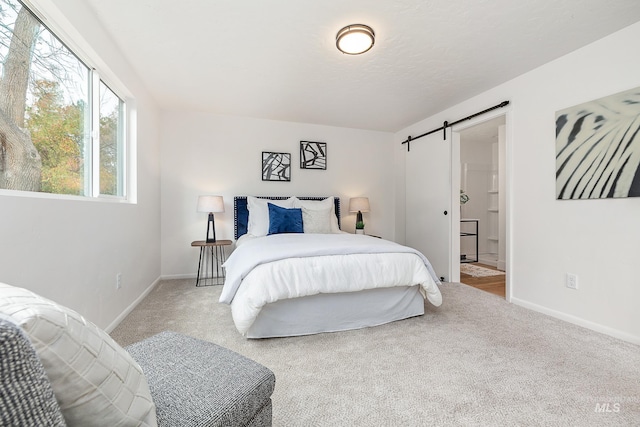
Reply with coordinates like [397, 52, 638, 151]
[556, 86, 640, 199]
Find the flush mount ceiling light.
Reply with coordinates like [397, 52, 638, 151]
[336, 24, 375, 55]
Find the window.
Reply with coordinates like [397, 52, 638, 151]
[0, 0, 126, 198]
[98, 81, 125, 197]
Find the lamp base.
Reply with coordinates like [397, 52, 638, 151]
[206, 213, 217, 243]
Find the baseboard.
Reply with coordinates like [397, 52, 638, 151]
[160, 273, 196, 280]
[511, 297, 640, 345]
[105, 276, 161, 333]
[478, 255, 497, 267]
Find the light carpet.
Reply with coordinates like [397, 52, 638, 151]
[461, 263, 505, 277]
[110, 280, 639, 426]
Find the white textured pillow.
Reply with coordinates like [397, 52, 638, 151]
[247, 196, 295, 237]
[293, 197, 341, 233]
[301, 206, 332, 234]
[0, 283, 157, 427]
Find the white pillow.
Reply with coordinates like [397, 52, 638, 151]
[247, 196, 295, 237]
[0, 283, 157, 427]
[293, 197, 341, 233]
[301, 206, 332, 234]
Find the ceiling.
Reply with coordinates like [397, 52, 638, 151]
[84, 0, 640, 133]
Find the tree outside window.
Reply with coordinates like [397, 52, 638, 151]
[0, 0, 125, 197]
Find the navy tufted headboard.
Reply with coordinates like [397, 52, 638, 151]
[234, 196, 341, 240]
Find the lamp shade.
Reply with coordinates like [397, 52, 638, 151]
[197, 195, 224, 213]
[349, 197, 370, 213]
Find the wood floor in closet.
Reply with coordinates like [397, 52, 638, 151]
[460, 263, 506, 298]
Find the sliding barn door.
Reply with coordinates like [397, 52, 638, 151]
[405, 131, 458, 282]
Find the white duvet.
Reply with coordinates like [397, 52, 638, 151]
[220, 233, 442, 334]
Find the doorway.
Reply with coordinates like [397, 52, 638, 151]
[458, 115, 507, 298]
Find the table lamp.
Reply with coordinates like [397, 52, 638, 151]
[349, 197, 370, 233]
[197, 195, 224, 242]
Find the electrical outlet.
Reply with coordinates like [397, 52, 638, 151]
[566, 273, 578, 290]
[116, 273, 122, 290]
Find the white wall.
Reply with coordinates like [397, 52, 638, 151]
[160, 112, 394, 278]
[396, 22, 640, 343]
[0, 0, 161, 330]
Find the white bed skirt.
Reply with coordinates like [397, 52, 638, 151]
[246, 285, 425, 338]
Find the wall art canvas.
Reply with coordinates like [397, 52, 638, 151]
[300, 141, 327, 170]
[556, 86, 640, 199]
[262, 152, 291, 181]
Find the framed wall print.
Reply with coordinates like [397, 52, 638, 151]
[262, 152, 291, 181]
[300, 141, 327, 170]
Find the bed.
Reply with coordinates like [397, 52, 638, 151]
[219, 196, 442, 338]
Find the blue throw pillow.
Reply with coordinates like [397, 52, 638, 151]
[268, 203, 303, 235]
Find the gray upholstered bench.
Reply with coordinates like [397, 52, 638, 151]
[0, 282, 275, 427]
[126, 331, 275, 426]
